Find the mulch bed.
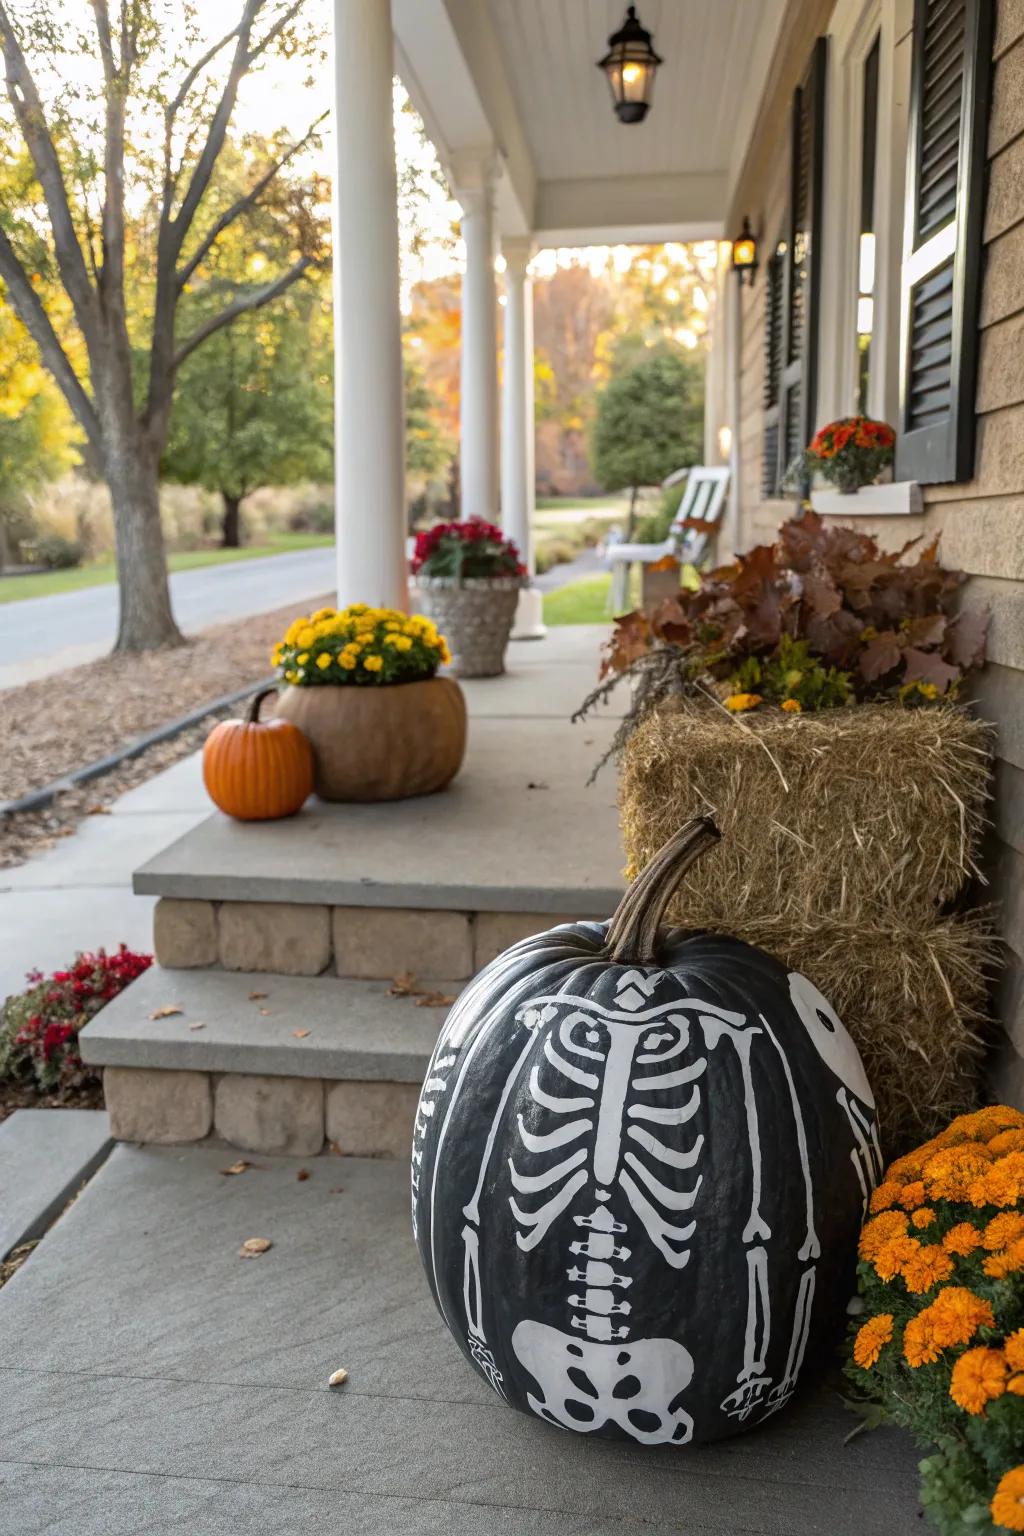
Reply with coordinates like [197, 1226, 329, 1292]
[0, 595, 330, 870]
[0, 1080, 103, 1127]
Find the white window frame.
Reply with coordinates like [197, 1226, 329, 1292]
[817, 0, 910, 433]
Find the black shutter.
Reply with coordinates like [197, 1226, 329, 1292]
[895, 0, 992, 484]
[762, 251, 784, 496]
[779, 37, 827, 486]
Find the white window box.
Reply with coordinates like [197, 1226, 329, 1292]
[810, 481, 922, 516]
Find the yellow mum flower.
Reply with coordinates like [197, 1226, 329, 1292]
[316, 653, 332, 671]
[950, 1346, 1007, 1414]
[271, 644, 283, 665]
[312, 607, 336, 621]
[338, 653, 356, 670]
[781, 698, 802, 713]
[296, 652, 309, 666]
[991, 1466, 1024, 1532]
[284, 669, 299, 684]
[724, 693, 762, 712]
[363, 654, 384, 672]
[394, 635, 413, 652]
[296, 627, 316, 649]
[853, 1313, 893, 1369]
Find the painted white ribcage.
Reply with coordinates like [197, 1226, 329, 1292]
[509, 974, 725, 1343]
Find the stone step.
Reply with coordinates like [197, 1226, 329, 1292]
[80, 966, 452, 1160]
[133, 716, 626, 920]
[0, 1109, 113, 1259]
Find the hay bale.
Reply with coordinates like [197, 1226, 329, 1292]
[620, 702, 992, 926]
[714, 912, 994, 1152]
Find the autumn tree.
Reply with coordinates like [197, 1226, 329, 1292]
[0, 0, 326, 650]
[590, 348, 704, 536]
[0, 308, 78, 568]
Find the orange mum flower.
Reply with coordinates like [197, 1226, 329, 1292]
[989, 1129, 1024, 1156]
[901, 1243, 955, 1294]
[911, 1207, 936, 1229]
[973, 1152, 1024, 1209]
[950, 1347, 1008, 1414]
[991, 1466, 1024, 1531]
[1009, 1375, 1024, 1397]
[924, 1144, 994, 1202]
[859, 1209, 910, 1262]
[874, 1234, 921, 1282]
[869, 1180, 903, 1213]
[903, 1287, 994, 1368]
[983, 1212, 1024, 1251]
[899, 1181, 927, 1211]
[982, 1238, 1024, 1279]
[1006, 1330, 1024, 1373]
[853, 1313, 894, 1369]
[943, 1222, 984, 1257]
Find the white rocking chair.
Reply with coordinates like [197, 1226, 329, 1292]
[607, 465, 730, 612]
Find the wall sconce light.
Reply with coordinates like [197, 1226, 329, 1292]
[731, 218, 759, 284]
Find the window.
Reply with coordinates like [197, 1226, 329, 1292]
[856, 34, 880, 412]
[895, 0, 992, 484]
[761, 40, 828, 496]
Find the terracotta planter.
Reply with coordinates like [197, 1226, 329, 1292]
[415, 576, 522, 678]
[275, 677, 466, 801]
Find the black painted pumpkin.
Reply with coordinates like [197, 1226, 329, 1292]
[412, 817, 880, 1446]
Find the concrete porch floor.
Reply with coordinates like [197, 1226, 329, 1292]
[0, 1141, 925, 1535]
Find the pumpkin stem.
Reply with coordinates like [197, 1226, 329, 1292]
[603, 815, 721, 966]
[246, 687, 278, 725]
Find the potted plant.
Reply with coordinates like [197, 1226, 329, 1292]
[272, 605, 466, 801]
[412, 520, 526, 678]
[799, 416, 896, 494]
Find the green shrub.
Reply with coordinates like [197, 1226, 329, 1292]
[288, 500, 334, 534]
[34, 534, 82, 569]
[535, 538, 577, 575]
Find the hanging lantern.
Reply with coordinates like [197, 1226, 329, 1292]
[598, 5, 663, 125]
[731, 218, 759, 284]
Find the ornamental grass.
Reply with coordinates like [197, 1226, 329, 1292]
[847, 1106, 1024, 1534]
[619, 701, 995, 1148]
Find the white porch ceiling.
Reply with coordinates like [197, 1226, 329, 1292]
[393, 0, 787, 247]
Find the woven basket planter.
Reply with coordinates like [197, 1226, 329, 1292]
[416, 576, 522, 678]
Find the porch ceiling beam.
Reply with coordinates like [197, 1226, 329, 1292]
[533, 173, 728, 249]
[392, 0, 535, 236]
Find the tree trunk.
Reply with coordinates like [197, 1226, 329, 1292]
[106, 431, 183, 652]
[627, 484, 639, 540]
[221, 492, 243, 549]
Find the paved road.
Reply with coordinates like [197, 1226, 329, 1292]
[0, 545, 338, 689]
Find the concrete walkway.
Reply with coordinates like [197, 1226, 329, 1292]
[0, 1143, 924, 1535]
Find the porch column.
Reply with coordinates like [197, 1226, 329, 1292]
[501, 238, 545, 639]
[453, 154, 499, 520]
[332, 0, 407, 608]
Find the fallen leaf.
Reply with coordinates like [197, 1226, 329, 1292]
[238, 1237, 272, 1258]
[258, 1008, 271, 1016]
[292, 1028, 311, 1038]
[149, 1005, 183, 1020]
[415, 991, 457, 1008]
[388, 973, 417, 997]
[328, 1367, 349, 1388]
[328, 1141, 343, 1157]
[86, 805, 112, 816]
[221, 1160, 252, 1177]
[296, 1168, 311, 1181]
[859, 630, 903, 682]
[328, 1186, 345, 1194]
[248, 991, 268, 1001]
[526, 781, 549, 790]
[188, 1020, 206, 1031]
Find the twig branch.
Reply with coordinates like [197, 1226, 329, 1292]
[0, 0, 98, 352]
[171, 255, 312, 372]
[0, 224, 101, 450]
[176, 110, 327, 290]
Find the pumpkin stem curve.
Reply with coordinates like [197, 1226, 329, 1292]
[246, 687, 278, 725]
[603, 814, 721, 966]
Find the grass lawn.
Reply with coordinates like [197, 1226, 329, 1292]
[543, 574, 618, 625]
[535, 493, 626, 512]
[0, 531, 333, 604]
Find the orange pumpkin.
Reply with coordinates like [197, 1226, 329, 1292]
[202, 688, 314, 820]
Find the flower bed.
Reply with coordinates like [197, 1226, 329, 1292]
[0, 947, 152, 1116]
[848, 1106, 1024, 1533]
